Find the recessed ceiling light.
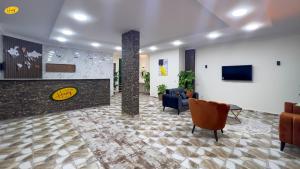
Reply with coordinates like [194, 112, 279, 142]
[230, 7, 252, 18]
[242, 22, 263, 32]
[206, 31, 222, 39]
[55, 37, 67, 42]
[149, 46, 158, 51]
[91, 42, 101, 48]
[172, 40, 183, 46]
[115, 46, 122, 51]
[61, 29, 75, 36]
[139, 49, 143, 54]
[71, 12, 90, 22]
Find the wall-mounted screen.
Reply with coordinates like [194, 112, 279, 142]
[222, 65, 253, 81]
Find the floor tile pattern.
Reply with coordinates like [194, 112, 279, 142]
[67, 94, 300, 169]
[1, 94, 300, 169]
[0, 113, 102, 169]
[67, 101, 180, 168]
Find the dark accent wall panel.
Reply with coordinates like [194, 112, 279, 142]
[185, 49, 195, 72]
[0, 79, 110, 120]
[3, 36, 42, 78]
[46, 63, 76, 72]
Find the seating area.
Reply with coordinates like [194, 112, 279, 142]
[163, 88, 199, 114]
[189, 98, 230, 142]
[1, 0, 300, 169]
[280, 102, 300, 151]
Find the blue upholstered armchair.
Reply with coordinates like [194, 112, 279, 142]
[162, 88, 199, 115]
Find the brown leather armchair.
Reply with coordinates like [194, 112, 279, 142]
[189, 98, 230, 142]
[279, 102, 300, 151]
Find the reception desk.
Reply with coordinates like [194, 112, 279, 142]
[0, 79, 110, 120]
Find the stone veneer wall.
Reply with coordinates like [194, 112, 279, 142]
[121, 30, 140, 115]
[0, 79, 110, 120]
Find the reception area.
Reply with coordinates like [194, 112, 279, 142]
[1, 0, 300, 169]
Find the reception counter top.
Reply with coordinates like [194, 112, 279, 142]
[0, 79, 110, 120]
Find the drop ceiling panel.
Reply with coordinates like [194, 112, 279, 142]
[50, 0, 228, 46]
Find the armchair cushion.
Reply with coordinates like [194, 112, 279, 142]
[166, 88, 185, 96]
[162, 94, 181, 109]
[189, 98, 229, 130]
[180, 92, 187, 99]
[284, 102, 300, 114]
[280, 112, 300, 145]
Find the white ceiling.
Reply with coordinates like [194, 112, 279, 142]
[1, 0, 300, 53]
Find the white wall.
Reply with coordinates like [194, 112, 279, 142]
[139, 54, 150, 83]
[150, 49, 181, 97]
[43, 45, 114, 95]
[195, 34, 300, 114]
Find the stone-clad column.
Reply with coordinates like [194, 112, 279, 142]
[121, 30, 140, 115]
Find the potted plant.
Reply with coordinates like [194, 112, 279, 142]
[157, 84, 167, 100]
[142, 70, 150, 94]
[178, 70, 195, 97]
[113, 72, 119, 92]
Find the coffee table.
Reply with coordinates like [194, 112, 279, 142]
[229, 104, 242, 123]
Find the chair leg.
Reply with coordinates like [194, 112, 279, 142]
[221, 129, 223, 133]
[214, 130, 218, 142]
[177, 109, 180, 115]
[163, 106, 165, 111]
[280, 142, 285, 151]
[192, 125, 196, 134]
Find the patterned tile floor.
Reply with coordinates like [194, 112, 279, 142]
[0, 113, 102, 169]
[1, 94, 300, 169]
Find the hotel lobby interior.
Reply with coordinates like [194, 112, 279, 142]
[1, 0, 300, 169]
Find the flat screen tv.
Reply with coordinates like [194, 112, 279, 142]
[222, 65, 253, 81]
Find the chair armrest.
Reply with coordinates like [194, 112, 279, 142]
[284, 102, 300, 114]
[193, 92, 199, 99]
[163, 94, 181, 109]
[279, 112, 294, 144]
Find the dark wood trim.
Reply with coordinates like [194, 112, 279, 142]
[185, 49, 195, 72]
[46, 63, 76, 72]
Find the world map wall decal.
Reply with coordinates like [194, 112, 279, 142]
[7, 46, 20, 58]
[4, 36, 43, 78]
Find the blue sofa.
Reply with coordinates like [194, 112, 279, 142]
[162, 88, 199, 115]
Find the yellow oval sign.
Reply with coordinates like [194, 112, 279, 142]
[51, 87, 78, 101]
[4, 6, 19, 15]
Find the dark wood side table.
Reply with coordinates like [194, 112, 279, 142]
[229, 104, 242, 123]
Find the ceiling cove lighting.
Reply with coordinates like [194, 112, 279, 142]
[4, 6, 19, 15]
[71, 12, 90, 22]
[230, 7, 252, 18]
[149, 46, 158, 51]
[242, 22, 264, 32]
[115, 46, 122, 51]
[91, 42, 101, 48]
[61, 29, 75, 36]
[55, 37, 67, 43]
[206, 31, 222, 39]
[172, 40, 183, 46]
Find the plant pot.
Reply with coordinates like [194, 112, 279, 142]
[158, 94, 163, 100]
[186, 90, 193, 98]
